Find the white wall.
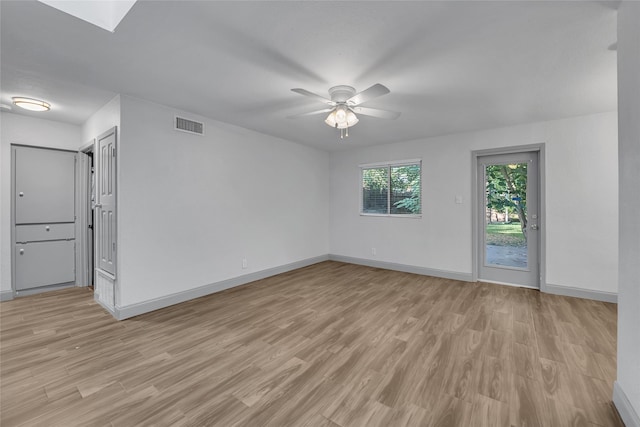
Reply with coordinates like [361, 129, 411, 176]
[82, 95, 121, 144]
[615, 1, 640, 424]
[116, 95, 330, 308]
[0, 112, 81, 298]
[330, 111, 618, 295]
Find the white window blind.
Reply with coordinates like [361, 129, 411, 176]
[361, 160, 421, 216]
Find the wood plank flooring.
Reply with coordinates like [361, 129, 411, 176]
[0, 261, 623, 426]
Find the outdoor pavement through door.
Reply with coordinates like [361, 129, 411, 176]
[485, 244, 527, 268]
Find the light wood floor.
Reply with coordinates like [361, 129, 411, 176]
[0, 261, 622, 426]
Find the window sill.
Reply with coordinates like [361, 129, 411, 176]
[360, 213, 422, 219]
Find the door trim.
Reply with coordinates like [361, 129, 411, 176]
[75, 141, 95, 288]
[471, 143, 546, 291]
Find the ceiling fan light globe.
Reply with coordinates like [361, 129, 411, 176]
[327, 110, 359, 129]
[335, 105, 348, 123]
[346, 110, 359, 127]
[324, 110, 338, 127]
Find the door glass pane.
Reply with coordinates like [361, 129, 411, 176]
[485, 163, 528, 268]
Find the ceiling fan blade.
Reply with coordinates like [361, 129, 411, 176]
[287, 108, 334, 119]
[352, 107, 400, 120]
[347, 83, 390, 106]
[291, 88, 334, 105]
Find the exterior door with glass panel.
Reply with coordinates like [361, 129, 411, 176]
[478, 152, 539, 288]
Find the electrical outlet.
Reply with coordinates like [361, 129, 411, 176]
[371, 247, 376, 256]
[242, 258, 248, 269]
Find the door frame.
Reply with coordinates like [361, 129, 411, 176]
[471, 143, 547, 290]
[76, 140, 95, 289]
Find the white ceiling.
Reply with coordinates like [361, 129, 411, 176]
[1, 1, 618, 151]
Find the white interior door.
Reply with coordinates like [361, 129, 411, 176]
[96, 128, 117, 276]
[478, 151, 540, 288]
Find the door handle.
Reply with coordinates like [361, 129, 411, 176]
[19, 249, 24, 255]
[94, 203, 102, 208]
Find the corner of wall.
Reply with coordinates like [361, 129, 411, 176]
[543, 282, 618, 303]
[613, 381, 640, 427]
[616, 2, 640, 425]
[0, 290, 14, 302]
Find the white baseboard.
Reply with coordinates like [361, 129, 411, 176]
[0, 290, 14, 302]
[329, 254, 473, 282]
[613, 381, 640, 427]
[115, 255, 329, 320]
[330, 256, 618, 304]
[544, 282, 617, 303]
[100, 254, 618, 320]
[94, 292, 117, 317]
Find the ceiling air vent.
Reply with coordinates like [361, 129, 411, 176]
[175, 116, 204, 135]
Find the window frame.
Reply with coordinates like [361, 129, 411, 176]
[359, 159, 422, 218]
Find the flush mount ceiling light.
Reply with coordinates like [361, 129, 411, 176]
[289, 84, 400, 139]
[12, 97, 51, 112]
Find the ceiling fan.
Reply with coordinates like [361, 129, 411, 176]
[289, 84, 400, 138]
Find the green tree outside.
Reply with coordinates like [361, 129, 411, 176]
[486, 163, 527, 239]
[362, 164, 421, 214]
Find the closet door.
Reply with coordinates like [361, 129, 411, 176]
[15, 241, 75, 290]
[15, 147, 76, 224]
[13, 146, 76, 292]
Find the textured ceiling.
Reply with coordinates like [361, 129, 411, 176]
[0, 1, 618, 150]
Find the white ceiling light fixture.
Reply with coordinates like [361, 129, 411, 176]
[324, 105, 359, 130]
[290, 84, 400, 139]
[12, 97, 51, 112]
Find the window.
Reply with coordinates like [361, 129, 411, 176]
[361, 160, 421, 216]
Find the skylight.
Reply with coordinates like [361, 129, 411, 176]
[38, 0, 137, 33]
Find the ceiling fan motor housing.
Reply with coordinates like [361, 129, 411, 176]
[328, 85, 356, 104]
